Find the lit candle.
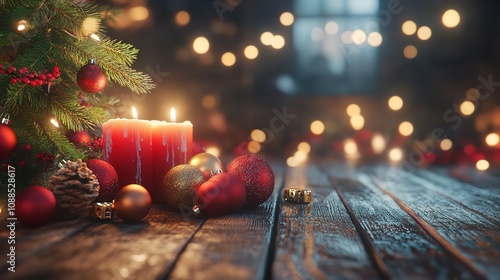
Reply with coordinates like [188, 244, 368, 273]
[151, 108, 193, 203]
[102, 107, 193, 203]
[102, 107, 154, 195]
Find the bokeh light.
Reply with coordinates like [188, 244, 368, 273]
[271, 35, 285, 49]
[460, 101, 475, 116]
[388, 96, 404, 111]
[417, 26, 432, 40]
[325, 21, 339, 35]
[280, 12, 294, 26]
[476, 159, 490, 171]
[350, 115, 365, 130]
[251, 129, 266, 143]
[175, 11, 190, 26]
[260, 32, 274, 46]
[367, 32, 383, 47]
[352, 29, 366, 45]
[287, 156, 299, 167]
[346, 104, 361, 117]
[244, 45, 259, 60]
[440, 139, 453, 151]
[399, 121, 414, 136]
[404, 45, 418, 59]
[389, 148, 403, 162]
[344, 138, 358, 155]
[193, 37, 210, 54]
[206, 146, 220, 158]
[201, 95, 216, 109]
[310, 120, 325, 135]
[221, 52, 236, 67]
[442, 9, 460, 28]
[371, 133, 386, 154]
[311, 28, 325, 42]
[128, 6, 149, 22]
[298, 142, 311, 154]
[341, 31, 353, 44]
[402, 20, 417, 35]
[485, 133, 500, 147]
[248, 141, 262, 154]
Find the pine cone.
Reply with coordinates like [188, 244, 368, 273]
[49, 159, 100, 219]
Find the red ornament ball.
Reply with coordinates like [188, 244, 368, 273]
[16, 186, 56, 227]
[86, 159, 120, 201]
[77, 61, 107, 93]
[195, 173, 246, 217]
[114, 184, 151, 222]
[0, 124, 17, 160]
[68, 130, 91, 145]
[226, 155, 275, 207]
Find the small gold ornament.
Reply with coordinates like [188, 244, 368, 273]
[114, 184, 151, 222]
[188, 153, 224, 179]
[90, 202, 114, 220]
[283, 188, 312, 204]
[162, 164, 206, 210]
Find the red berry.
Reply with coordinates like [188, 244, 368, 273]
[10, 78, 17, 84]
[19, 160, 26, 166]
[47, 73, 52, 78]
[18, 68, 24, 74]
[22, 77, 29, 84]
[36, 80, 43, 85]
[40, 74, 46, 80]
[53, 66, 60, 73]
[16, 77, 22, 82]
[25, 144, 31, 151]
[29, 81, 36, 86]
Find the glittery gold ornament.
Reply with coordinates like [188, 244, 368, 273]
[114, 184, 151, 223]
[162, 164, 206, 210]
[188, 153, 224, 179]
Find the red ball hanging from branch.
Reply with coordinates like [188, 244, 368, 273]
[77, 59, 107, 93]
[0, 114, 17, 160]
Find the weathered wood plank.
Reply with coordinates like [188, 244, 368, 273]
[166, 161, 285, 280]
[405, 168, 500, 221]
[326, 164, 476, 279]
[431, 166, 500, 195]
[273, 164, 379, 280]
[0, 206, 203, 279]
[0, 219, 93, 273]
[370, 166, 500, 278]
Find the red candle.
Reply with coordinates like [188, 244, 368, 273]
[103, 107, 193, 202]
[151, 108, 193, 203]
[102, 107, 154, 194]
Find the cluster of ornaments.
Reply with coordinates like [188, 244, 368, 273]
[15, 152, 274, 227]
[163, 153, 275, 217]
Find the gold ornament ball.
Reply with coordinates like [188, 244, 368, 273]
[188, 153, 224, 179]
[162, 164, 206, 210]
[114, 184, 151, 222]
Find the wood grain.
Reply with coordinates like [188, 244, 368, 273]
[0, 206, 203, 280]
[0, 219, 93, 273]
[166, 162, 285, 280]
[407, 168, 500, 221]
[273, 164, 378, 280]
[330, 175, 473, 279]
[370, 166, 500, 278]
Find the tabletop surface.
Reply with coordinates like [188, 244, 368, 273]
[1, 160, 500, 280]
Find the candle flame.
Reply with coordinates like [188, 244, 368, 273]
[171, 107, 176, 122]
[132, 106, 138, 119]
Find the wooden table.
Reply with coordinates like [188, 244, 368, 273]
[1, 161, 500, 279]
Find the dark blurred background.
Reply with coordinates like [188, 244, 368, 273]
[102, 0, 500, 166]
